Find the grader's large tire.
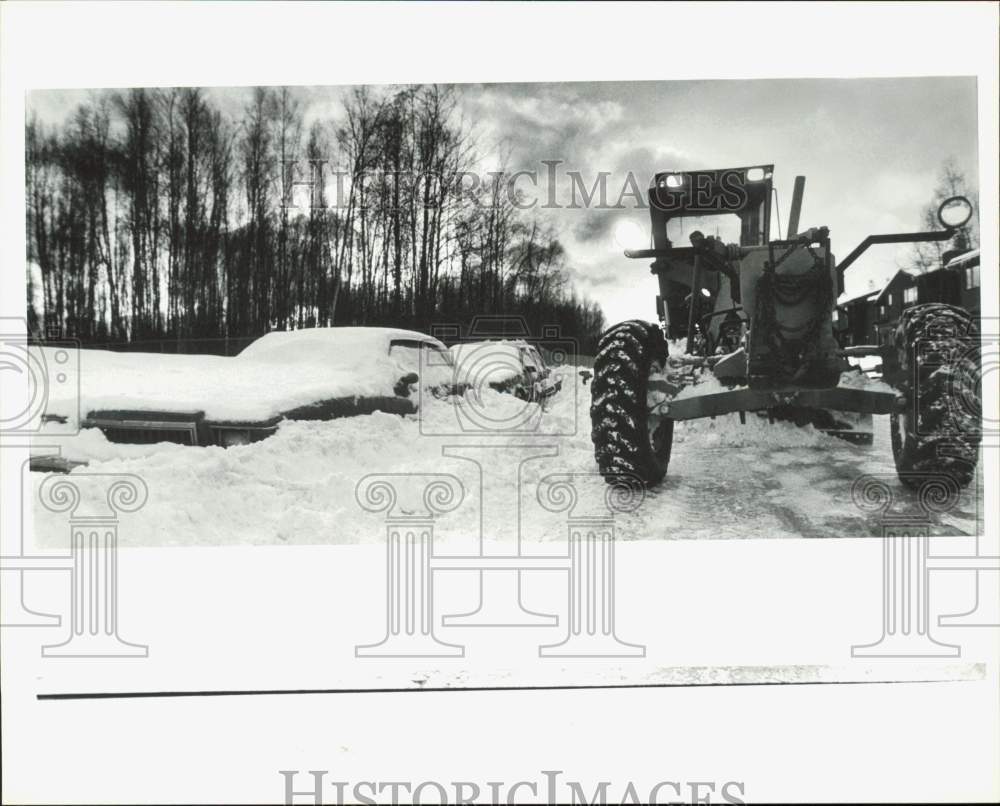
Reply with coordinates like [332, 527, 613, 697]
[590, 320, 673, 485]
[890, 303, 980, 489]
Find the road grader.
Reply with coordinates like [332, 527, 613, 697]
[591, 165, 981, 488]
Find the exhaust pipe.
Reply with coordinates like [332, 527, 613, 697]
[787, 175, 806, 238]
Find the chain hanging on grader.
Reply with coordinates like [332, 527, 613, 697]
[590, 165, 981, 488]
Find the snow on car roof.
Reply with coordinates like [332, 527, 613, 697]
[238, 326, 447, 362]
[449, 339, 527, 354]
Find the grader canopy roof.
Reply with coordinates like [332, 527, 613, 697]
[648, 165, 774, 248]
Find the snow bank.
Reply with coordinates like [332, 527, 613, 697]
[26, 365, 890, 548]
[673, 412, 832, 448]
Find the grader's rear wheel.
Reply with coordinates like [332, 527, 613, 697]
[590, 320, 674, 485]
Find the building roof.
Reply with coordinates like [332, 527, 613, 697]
[944, 248, 979, 270]
[837, 268, 916, 308]
[836, 288, 878, 307]
[905, 248, 980, 281]
[874, 269, 915, 304]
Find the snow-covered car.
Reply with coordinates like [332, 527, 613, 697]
[448, 339, 563, 403]
[57, 327, 455, 447]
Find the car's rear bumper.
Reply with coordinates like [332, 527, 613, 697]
[83, 395, 418, 447]
[82, 410, 282, 447]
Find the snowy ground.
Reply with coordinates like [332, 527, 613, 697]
[28, 369, 982, 548]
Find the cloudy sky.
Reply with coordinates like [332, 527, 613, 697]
[30, 77, 979, 325]
[460, 77, 979, 323]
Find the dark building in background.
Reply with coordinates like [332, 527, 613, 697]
[835, 287, 879, 347]
[932, 248, 981, 316]
[835, 248, 981, 347]
[835, 269, 915, 347]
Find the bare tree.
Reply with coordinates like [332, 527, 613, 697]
[25, 84, 607, 355]
[909, 158, 979, 273]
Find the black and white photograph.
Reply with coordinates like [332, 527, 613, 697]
[1, 2, 998, 804]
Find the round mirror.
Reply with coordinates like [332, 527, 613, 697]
[937, 196, 974, 229]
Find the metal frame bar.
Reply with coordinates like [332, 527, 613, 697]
[664, 385, 900, 421]
[837, 229, 955, 275]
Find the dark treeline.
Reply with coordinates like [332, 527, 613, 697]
[26, 85, 604, 353]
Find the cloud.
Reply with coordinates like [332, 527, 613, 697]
[573, 211, 616, 243]
[465, 84, 629, 170]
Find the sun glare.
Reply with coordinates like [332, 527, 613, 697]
[613, 219, 645, 251]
